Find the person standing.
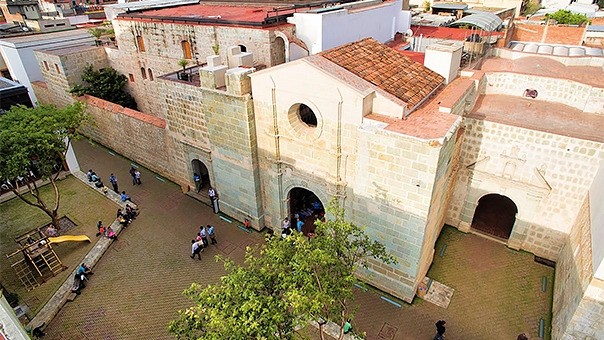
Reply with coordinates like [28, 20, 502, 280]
[193, 173, 201, 193]
[296, 218, 304, 233]
[134, 169, 142, 185]
[191, 240, 202, 260]
[129, 166, 136, 185]
[208, 225, 217, 244]
[109, 173, 119, 193]
[208, 186, 219, 213]
[434, 320, 446, 340]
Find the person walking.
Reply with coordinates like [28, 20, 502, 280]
[191, 239, 202, 260]
[207, 224, 217, 244]
[198, 226, 209, 247]
[134, 169, 142, 185]
[109, 173, 119, 193]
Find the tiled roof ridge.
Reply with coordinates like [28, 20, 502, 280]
[319, 38, 444, 109]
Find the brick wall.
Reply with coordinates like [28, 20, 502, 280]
[511, 23, 586, 45]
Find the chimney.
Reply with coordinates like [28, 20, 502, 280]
[226, 67, 255, 96]
[227, 45, 254, 68]
[423, 42, 463, 84]
[200, 55, 228, 89]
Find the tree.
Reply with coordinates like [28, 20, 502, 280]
[290, 200, 396, 339]
[168, 241, 303, 339]
[70, 65, 138, 110]
[0, 103, 86, 229]
[169, 200, 396, 339]
[545, 10, 590, 25]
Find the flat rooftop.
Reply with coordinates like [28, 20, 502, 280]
[0, 29, 89, 45]
[481, 56, 604, 88]
[40, 44, 100, 56]
[468, 94, 604, 143]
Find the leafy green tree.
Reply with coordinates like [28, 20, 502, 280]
[0, 103, 86, 229]
[70, 65, 138, 110]
[545, 10, 590, 25]
[168, 241, 303, 339]
[169, 200, 396, 340]
[290, 200, 396, 339]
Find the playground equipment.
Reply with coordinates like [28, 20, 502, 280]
[6, 226, 69, 291]
[48, 235, 91, 244]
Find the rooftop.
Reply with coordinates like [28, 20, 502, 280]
[319, 38, 444, 109]
[39, 44, 100, 56]
[410, 25, 505, 40]
[0, 29, 90, 45]
[481, 56, 604, 88]
[469, 94, 604, 143]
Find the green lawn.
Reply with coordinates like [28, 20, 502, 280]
[0, 175, 118, 318]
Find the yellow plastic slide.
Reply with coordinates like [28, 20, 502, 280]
[48, 235, 91, 244]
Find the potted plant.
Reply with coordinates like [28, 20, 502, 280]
[89, 28, 104, 46]
[177, 59, 191, 81]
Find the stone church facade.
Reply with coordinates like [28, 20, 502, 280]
[30, 2, 603, 338]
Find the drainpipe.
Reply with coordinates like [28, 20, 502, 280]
[335, 88, 345, 207]
[270, 76, 284, 219]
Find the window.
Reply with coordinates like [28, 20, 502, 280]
[148, 68, 154, 81]
[136, 35, 145, 52]
[181, 40, 192, 59]
[140, 67, 147, 80]
[129, 73, 134, 82]
[238, 44, 247, 52]
[55, 64, 60, 74]
[298, 104, 317, 127]
[43, 61, 49, 71]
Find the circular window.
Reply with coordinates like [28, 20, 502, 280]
[298, 104, 317, 127]
[287, 102, 322, 141]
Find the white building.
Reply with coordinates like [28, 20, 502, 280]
[0, 29, 94, 104]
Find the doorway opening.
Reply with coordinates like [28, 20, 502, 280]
[288, 187, 324, 235]
[191, 159, 210, 194]
[471, 194, 518, 240]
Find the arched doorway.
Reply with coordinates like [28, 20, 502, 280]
[471, 194, 518, 239]
[274, 36, 286, 65]
[288, 187, 324, 235]
[191, 159, 210, 193]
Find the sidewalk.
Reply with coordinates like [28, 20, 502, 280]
[42, 139, 264, 339]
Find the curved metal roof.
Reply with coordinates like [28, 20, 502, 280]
[449, 12, 503, 32]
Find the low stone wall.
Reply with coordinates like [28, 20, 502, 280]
[27, 171, 135, 331]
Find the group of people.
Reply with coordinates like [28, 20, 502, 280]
[117, 204, 138, 228]
[191, 225, 217, 260]
[86, 168, 135, 203]
[95, 220, 118, 240]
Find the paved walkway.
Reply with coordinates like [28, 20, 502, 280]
[43, 139, 554, 339]
[43, 140, 264, 339]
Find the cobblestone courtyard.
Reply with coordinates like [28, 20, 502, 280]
[41, 140, 553, 339]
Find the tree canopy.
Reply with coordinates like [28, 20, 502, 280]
[168, 200, 396, 339]
[0, 103, 86, 228]
[545, 10, 590, 25]
[70, 65, 138, 110]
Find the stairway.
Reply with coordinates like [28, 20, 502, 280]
[38, 246, 65, 276]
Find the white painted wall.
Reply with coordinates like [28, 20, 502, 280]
[0, 30, 94, 104]
[293, 0, 411, 54]
[0, 293, 29, 340]
[590, 161, 604, 280]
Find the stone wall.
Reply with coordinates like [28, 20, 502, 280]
[552, 194, 594, 338]
[485, 73, 604, 114]
[447, 118, 603, 260]
[109, 18, 294, 116]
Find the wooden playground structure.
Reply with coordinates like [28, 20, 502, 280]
[6, 226, 67, 291]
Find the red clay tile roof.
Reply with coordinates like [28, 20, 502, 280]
[320, 38, 444, 109]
